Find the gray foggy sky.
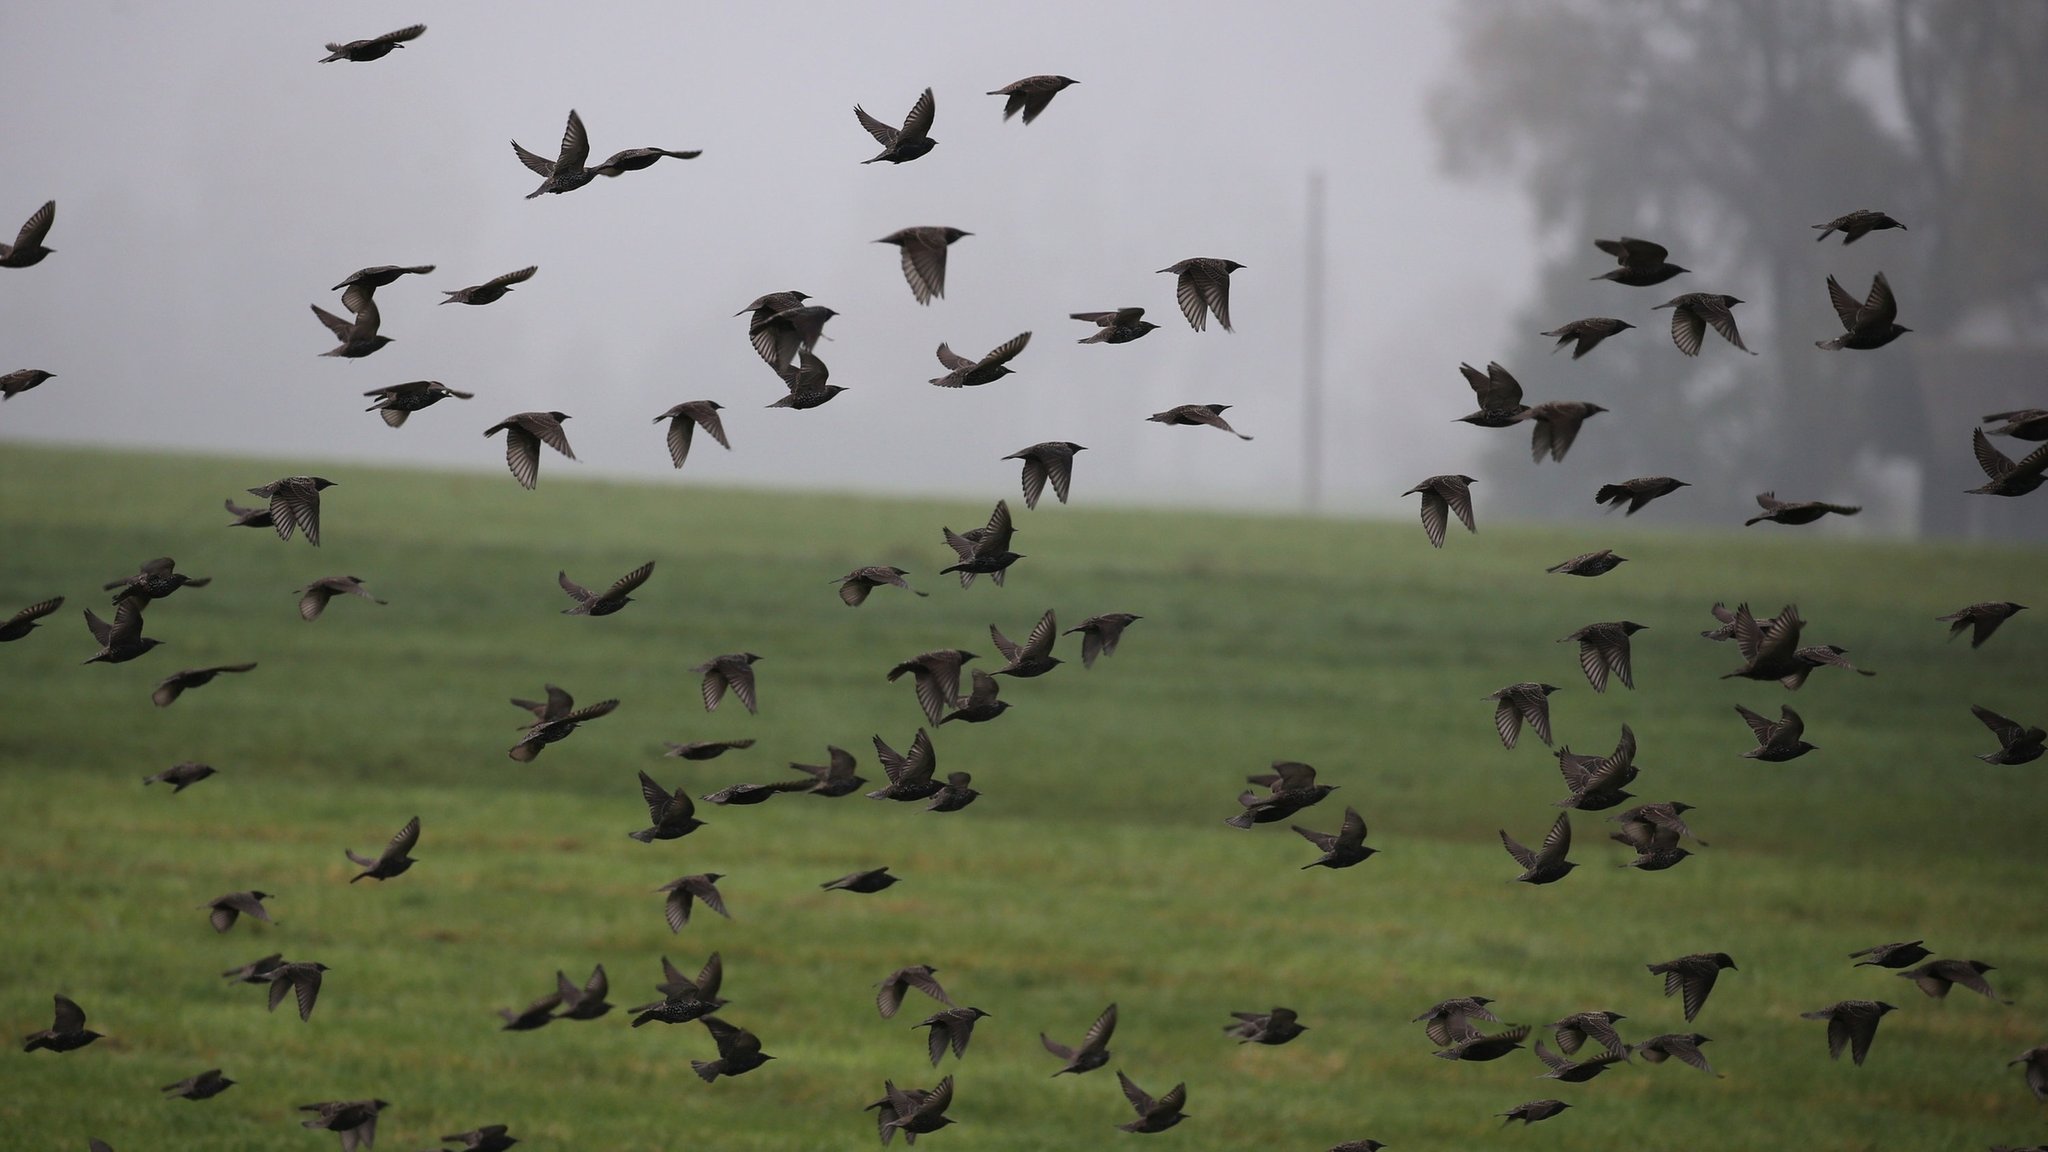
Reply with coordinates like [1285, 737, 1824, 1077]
[1, 3, 1538, 513]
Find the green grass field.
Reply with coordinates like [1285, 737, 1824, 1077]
[3, 441, 2043, 1151]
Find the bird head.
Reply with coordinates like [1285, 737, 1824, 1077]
[549, 412, 571, 421]
[1875, 1002, 1899, 1014]
[1620, 621, 1649, 634]
[1712, 954, 1738, 970]
[311, 478, 338, 490]
[702, 872, 725, 883]
[1067, 443, 1089, 452]
[944, 228, 972, 242]
[1223, 261, 1246, 271]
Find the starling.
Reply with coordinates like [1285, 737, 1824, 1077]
[856, 87, 937, 164]
[653, 402, 729, 469]
[868, 729, 943, 803]
[1159, 257, 1244, 332]
[263, 961, 330, 1021]
[559, 562, 655, 616]
[696, 652, 761, 713]
[320, 23, 423, 61]
[1938, 601, 2026, 648]
[1487, 683, 1560, 749]
[1801, 1000, 1897, 1064]
[1719, 602, 1807, 683]
[1780, 643, 1875, 690]
[1813, 208, 1906, 244]
[103, 557, 209, 606]
[878, 1074, 956, 1142]
[1042, 1003, 1116, 1075]
[1551, 1011, 1628, 1058]
[2009, 1045, 2048, 1102]
[1647, 952, 1737, 1022]
[22, 995, 102, 1052]
[1224, 1007, 1306, 1045]
[1497, 1100, 1570, 1125]
[162, 1068, 236, 1100]
[144, 761, 216, 791]
[875, 965, 952, 1019]
[222, 953, 283, 984]
[248, 476, 336, 545]
[1969, 428, 2048, 496]
[440, 1126, 518, 1152]
[1064, 613, 1141, 669]
[931, 331, 1031, 389]
[1609, 802, 1707, 850]
[1328, 1142, 1387, 1152]
[332, 265, 434, 292]
[1541, 317, 1635, 358]
[506, 685, 618, 762]
[940, 671, 1010, 724]
[1982, 408, 2048, 441]
[654, 951, 727, 1007]
[631, 990, 721, 1029]
[344, 816, 419, 882]
[1735, 703, 1816, 761]
[1534, 1039, 1626, 1082]
[296, 576, 385, 622]
[0, 595, 63, 641]
[297, 1100, 387, 1152]
[1455, 361, 1530, 427]
[1900, 959, 2009, 1002]
[1745, 491, 1861, 526]
[81, 602, 162, 665]
[1817, 272, 1910, 350]
[151, 663, 255, 707]
[1006, 441, 1086, 509]
[630, 771, 706, 842]
[1631, 1032, 1717, 1074]
[940, 499, 1022, 586]
[991, 608, 1061, 677]
[555, 965, 612, 1020]
[1500, 812, 1576, 884]
[1434, 1024, 1531, 1062]
[890, 650, 977, 725]
[1525, 401, 1607, 462]
[512, 110, 593, 198]
[1596, 476, 1690, 515]
[311, 285, 390, 358]
[1148, 403, 1252, 439]
[592, 146, 702, 176]
[1403, 475, 1477, 549]
[1293, 806, 1376, 870]
[988, 75, 1078, 123]
[362, 380, 472, 427]
[1116, 1072, 1188, 1133]
[1554, 724, 1640, 811]
[867, 1084, 938, 1146]
[785, 746, 867, 796]
[1620, 842, 1693, 872]
[877, 227, 970, 305]
[0, 200, 55, 267]
[836, 566, 927, 607]
[822, 867, 900, 893]
[917, 1007, 991, 1065]
[1413, 997, 1499, 1046]
[1655, 293, 1754, 356]
[1849, 940, 1932, 969]
[1071, 308, 1157, 344]
[203, 890, 274, 933]
[750, 302, 837, 375]
[1972, 704, 2045, 765]
[1590, 236, 1687, 286]
[737, 290, 811, 353]
[665, 739, 754, 761]
[657, 873, 729, 932]
[1227, 769, 1337, 829]
[484, 412, 575, 489]
[441, 266, 537, 307]
[768, 348, 846, 410]
[1247, 760, 1320, 790]
[700, 779, 807, 806]
[1560, 621, 1646, 692]
[0, 368, 53, 399]
[498, 991, 560, 1031]
[224, 498, 274, 530]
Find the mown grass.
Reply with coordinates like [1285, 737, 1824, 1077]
[2, 441, 2043, 1150]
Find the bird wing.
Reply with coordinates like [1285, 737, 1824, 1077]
[557, 570, 594, 604]
[1537, 811, 1572, 864]
[725, 661, 758, 713]
[1667, 301, 1706, 356]
[556, 110, 589, 170]
[899, 239, 948, 305]
[486, 265, 538, 291]
[975, 499, 1016, 555]
[1972, 704, 2026, 745]
[902, 729, 937, 782]
[1861, 271, 1897, 328]
[1575, 636, 1612, 693]
[1118, 1071, 1155, 1113]
[639, 772, 673, 823]
[1171, 269, 1212, 331]
[1499, 829, 1537, 870]
[291, 968, 323, 1020]
[1973, 427, 2017, 480]
[1733, 704, 1776, 743]
[502, 426, 541, 489]
[605, 561, 657, 601]
[311, 303, 354, 341]
[900, 87, 936, 141]
[933, 342, 974, 371]
[1825, 275, 1862, 330]
[981, 330, 1032, 368]
[51, 994, 87, 1032]
[1016, 454, 1048, 510]
[14, 200, 54, 250]
[1021, 609, 1058, 659]
[512, 139, 556, 176]
[1415, 489, 1447, 549]
[855, 104, 900, 146]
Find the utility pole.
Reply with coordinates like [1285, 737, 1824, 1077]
[1303, 171, 1326, 514]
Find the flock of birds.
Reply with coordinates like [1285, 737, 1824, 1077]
[7, 19, 2048, 1152]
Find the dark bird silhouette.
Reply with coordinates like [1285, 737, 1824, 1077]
[1719, 602, 1807, 683]
[868, 729, 943, 804]
[559, 562, 654, 616]
[345, 816, 419, 882]
[1327, 1142, 1388, 1152]
[631, 772, 706, 843]
[988, 75, 1078, 122]
[1228, 765, 1337, 829]
[1780, 643, 1876, 690]
[940, 670, 1010, 725]
[1560, 621, 1645, 692]
[1294, 806, 1376, 869]
[1801, 1000, 1897, 1065]
[2009, 1045, 2048, 1102]
[1736, 704, 1817, 761]
[700, 778, 808, 806]
[991, 609, 1061, 677]
[333, 265, 434, 292]
[766, 348, 846, 410]
[506, 685, 617, 762]
[653, 951, 728, 1007]
[1596, 476, 1690, 515]
[941, 499, 1021, 586]
[1064, 613, 1141, 669]
[1590, 236, 1687, 286]
[1542, 317, 1635, 358]
[1525, 402, 1607, 462]
[1534, 1039, 1626, 1082]
[1850, 940, 1932, 969]
[0, 200, 55, 267]
[512, 110, 593, 198]
[1225, 1007, 1306, 1045]
[1498, 1100, 1570, 1125]
[203, 890, 273, 933]
[1116, 1071, 1188, 1133]
[657, 873, 729, 932]
[1148, 403, 1252, 439]
[497, 991, 560, 1031]
[1982, 408, 2048, 441]
[162, 1068, 236, 1101]
[1006, 441, 1086, 508]
[484, 412, 575, 489]
[1655, 293, 1754, 355]
[1609, 802, 1707, 850]
[837, 567, 927, 607]
[1817, 272, 1910, 350]
[1434, 1024, 1531, 1062]
[1631, 1032, 1717, 1074]
[877, 1074, 956, 1142]
[1972, 704, 2045, 765]
[1042, 1003, 1116, 1075]
[745, 297, 834, 374]
[856, 87, 937, 164]
[144, 761, 216, 791]
[1501, 812, 1576, 884]
[439, 1126, 518, 1152]
[264, 961, 330, 1021]
[917, 1007, 991, 1065]
[1900, 959, 2009, 1002]
[1938, 601, 2026, 648]
[1455, 361, 1529, 427]
[1813, 209, 1906, 244]
[1969, 427, 2048, 496]
[784, 746, 867, 796]
[296, 576, 385, 622]
[152, 663, 255, 707]
[876, 965, 952, 1019]
[222, 954, 283, 984]
[1745, 491, 1861, 526]
[890, 650, 977, 725]
[0, 595, 63, 642]
[81, 602, 162, 665]
[1554, 723, 1640, 811]
[1488, 683, 1560, 749]
[878, 227, 970, 305]
[931, 331, 1031, 389]
[1, 368, 54, 399]
[593, 146, 702, 177]
[22, 995, 102, 1052]
[312, 285, 390, 358]
[867, 1084, 937, 1146]
[1159, 257, 1244, 331]
[555, 965, 612, 1020]
[1404, 475, 1476, 549]
[441, 266, 537, 306]
[696, 653, 761, 714]
[822, 867, 900, 894]
[249, 476, 335, 545]
[631, 989, 721, 1029]
[653, 402, 729, 470]
[224, 498, 275, 530]
[1551, 1011, 1628, 1058]
[1413, 997, 1499, 1046]
[363, 381, 472, 427]
[297, 1099, 387, 1152]
[320, 23, 423, 61]
[665, 739, 754, 761]
[1071, 308, 1158, 344]
[1647, 952, 1737, 1022]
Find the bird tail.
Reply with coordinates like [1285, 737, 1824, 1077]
[626, 829, 657, 843]
[690, 1060, 721, 1082]
[1223, 812, 1255, 830]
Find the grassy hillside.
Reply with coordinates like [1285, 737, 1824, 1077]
[2, 442, 2043, 1151]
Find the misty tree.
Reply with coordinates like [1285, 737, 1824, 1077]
[1429, 0, 2048, 537]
